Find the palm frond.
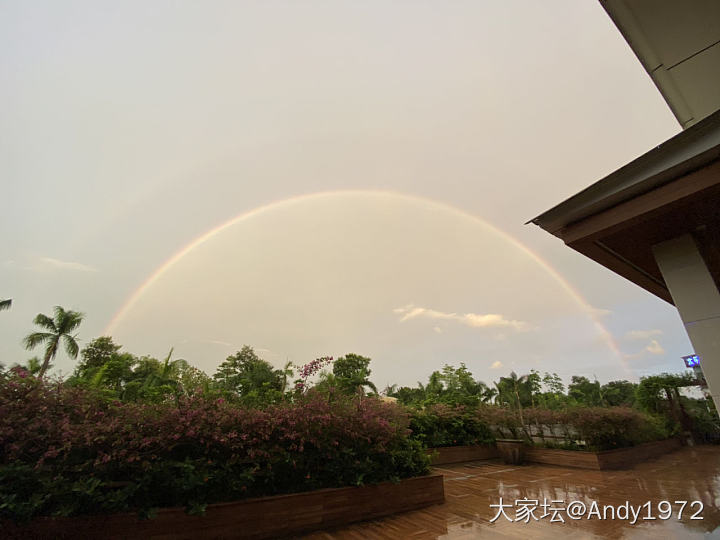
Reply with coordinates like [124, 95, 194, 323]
[63, 334, 80, 359]
[364, 380, 378, 394]
[32, 313, 57, 332]
[23, 332, 55, 350]
[91, 364, 109, 387]
[0, 298, 11, 311]
[55, 306, 84, 333]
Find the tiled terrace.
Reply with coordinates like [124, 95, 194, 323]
[302, 445, 720, 539]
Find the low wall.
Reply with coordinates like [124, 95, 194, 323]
[428, 444, 498, 465]
[596, 438, 683, 469]
[4, 474, 445, 540]
[525, 439, 682, 470]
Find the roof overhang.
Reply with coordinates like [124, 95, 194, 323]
[530, 110, 720, 304]
[600, 0, 720, 129]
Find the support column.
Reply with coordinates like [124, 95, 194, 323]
[653, 234, 720, 412]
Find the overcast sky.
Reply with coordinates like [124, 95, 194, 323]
[2, 1, 690, 388]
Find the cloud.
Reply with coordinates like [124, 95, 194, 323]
[588, 306, 612, 318]
[393, 304, 528, 331]
[490, 361, 503, 369]
[624, 329, 662, 340]
[433, 326, 442, 334]
[645, 340, 665, 355]
[623, 338, 666, 360]
[33, 257, 97, 272]
[206, 339, 233, 347]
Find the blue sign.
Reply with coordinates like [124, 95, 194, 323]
[683, 354, 700, 368]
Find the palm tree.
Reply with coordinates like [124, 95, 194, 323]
[279, 360, 294, 393]
[382, 383, 398, 397]
[23, 306, 84, 378]
[0, 298, 11, 311]
[495, 372, 531, 426]
[141, 347, 188, 399]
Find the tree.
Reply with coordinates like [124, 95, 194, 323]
[0, 298, 11, 311]
[568, 376, 603, 406]
[435, 364, 495, 405]
[601, 380, 637, 407]
[279, 360, 294, 393]
[333, 353, 377, 396]
[213, 345, 283, 404]
[536, 372, 567, 409]
[542, 372, 565, 395]
[23, 306, 84, 378]
[137, 347, 188, 402]
[494, 372, 533, 426]
[76, 336, 122, 378]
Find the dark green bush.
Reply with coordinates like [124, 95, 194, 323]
[409, 404, 495, 447]
[563, 407, 667, 451]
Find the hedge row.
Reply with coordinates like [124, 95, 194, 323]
[0, 373, 429, 521]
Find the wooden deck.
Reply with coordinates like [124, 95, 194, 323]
[300, 445, 720, 539]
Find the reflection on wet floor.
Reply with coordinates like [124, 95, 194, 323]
[301, 445, 720, 539]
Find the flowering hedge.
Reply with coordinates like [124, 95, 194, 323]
[0, 373, 429, 522]
[408, 404, 494, 447]
[476, 406, 668, 451]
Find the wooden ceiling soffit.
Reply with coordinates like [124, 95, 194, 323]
[557, 159, 720, 245]
[570, 240, 674, 304]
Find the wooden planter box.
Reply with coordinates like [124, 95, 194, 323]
[3, 474, 445, 540]
[524, 438, 682, 470]
[427, 444, 498, 465]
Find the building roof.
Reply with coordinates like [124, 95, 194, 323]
[530, 109, 720, 234]
[530, 109, 720, 304]
[600, 0, 720, 129]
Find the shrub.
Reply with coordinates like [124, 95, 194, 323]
[475, 405, 667, 450]
[474, 406, 522, 439]
[566, 406, 667, 450]
[0, 373, 429, 522]
[409, 404, 494, 447]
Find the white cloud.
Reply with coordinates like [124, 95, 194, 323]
[207, 339, 233, 347]
[490, 360, 503, 369]
[645, 340, 665, 355]
[433, 326, 442, 334]
[625, 329, 662, 340]
[33, 257, 97, 272]
[393, 304, 528, 331]
[623, 338, 666, 360]
[588, 306, 612, 318]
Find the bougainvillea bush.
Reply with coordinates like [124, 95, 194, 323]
[477, 406, 668, 451]
[408, 404, 495, 447]
[0, 371, 429, 522]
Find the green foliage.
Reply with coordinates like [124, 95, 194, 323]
[332, 353, 377, 396]
[635, 372, 695, 414]
[409, 404, 495, 447]
[601, 380, 637, 407]
[78, 336, 121, 374]
[23, 306, 84, 378]
[213, 346, 284, 406]
[391, 364, 494, 407]
[494, 371, 534, 410]
[636, 372, 720, 442]
[70, 338, 210, 404]
[568, 376, 603, 407]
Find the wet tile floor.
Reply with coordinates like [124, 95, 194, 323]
[301, 445, 720, 539]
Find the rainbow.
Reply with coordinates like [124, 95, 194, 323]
[104, 190, 628, 374]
